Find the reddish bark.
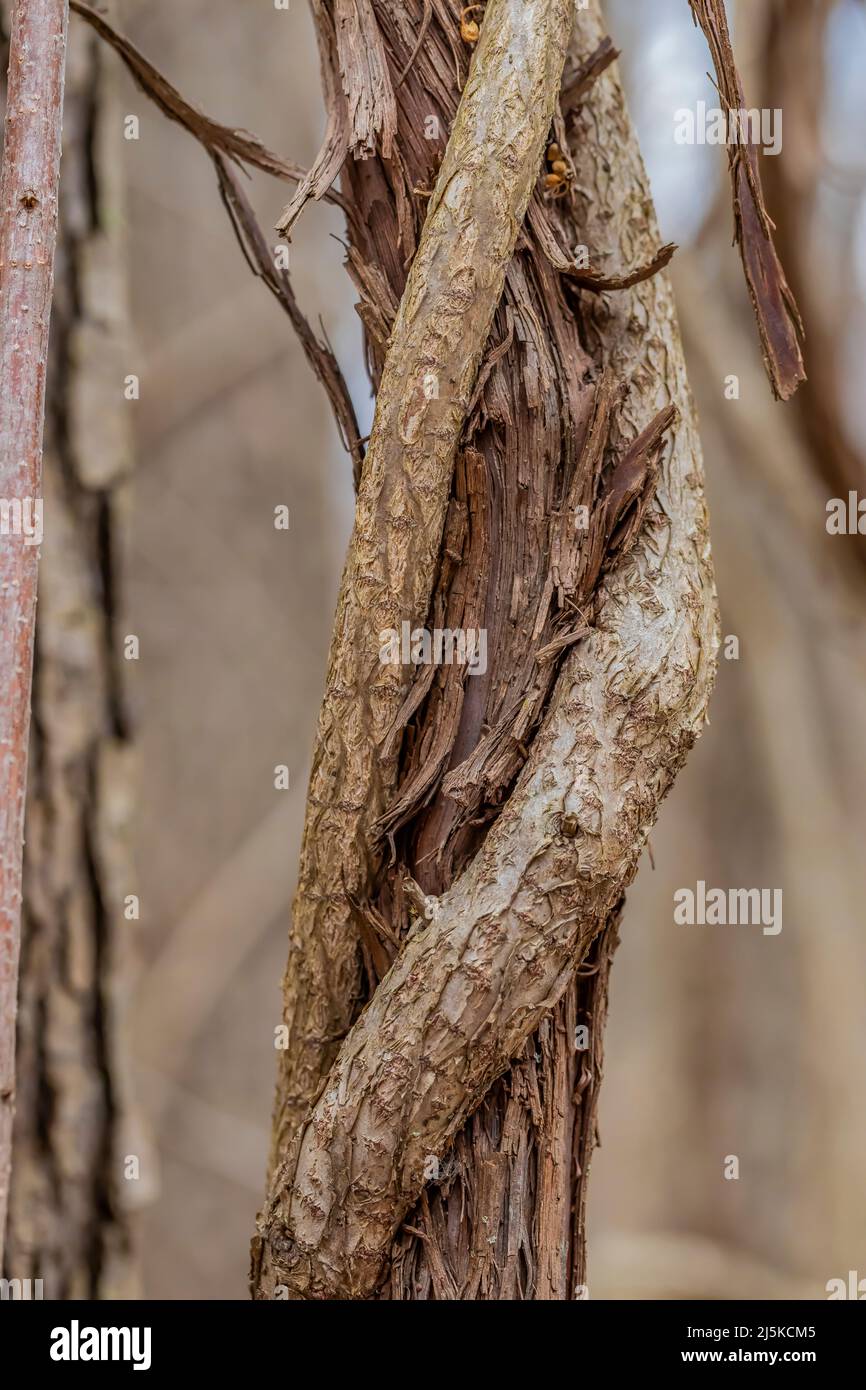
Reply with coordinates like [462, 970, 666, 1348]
[0, 0, 68, 1257]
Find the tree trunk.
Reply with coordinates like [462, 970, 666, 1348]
[0, 0, 69, 1261]
[254, 0, 717, 1299]
[1, 2, 138, 1299]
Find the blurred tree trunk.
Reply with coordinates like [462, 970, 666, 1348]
[1, 4, 138, 1298]
[758, 0, 864, 535]
[584, 0, 866, 1300]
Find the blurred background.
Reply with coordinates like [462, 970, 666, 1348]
[3, 0, 865, 1298]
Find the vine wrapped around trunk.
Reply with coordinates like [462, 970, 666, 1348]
[254, 0, 718, 1299]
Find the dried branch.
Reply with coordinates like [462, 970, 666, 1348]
[688, 0, 806, 400]
[69, 1, 349, 213]
[71, 0, 362, 472]
[0, 0, 69, 1264]
[213, 155, 363, 477]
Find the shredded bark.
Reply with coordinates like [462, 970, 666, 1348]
[252, 0, 718, 1301]
[333, 0, 396, 159]
[268, 0, 577, 1181]
[527, 194, 677, 290]
[571, 242, 678, 292]
[688, 0, 806, 400]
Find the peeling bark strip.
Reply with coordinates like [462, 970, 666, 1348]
[270, 0, 574, 1167]
[0, 0, 69, 1263]
[334, 0, 396, 159]
[213, 155, 363, 475]
[688, 0, 806, 400]
[254, 1, 719, 1300]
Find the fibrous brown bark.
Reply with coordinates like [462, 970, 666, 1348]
[253, 0, 717, 1301]
[1, 2, 138, 1297]
[269, 0, 577, 1172]
[0, 0, 68, 1265]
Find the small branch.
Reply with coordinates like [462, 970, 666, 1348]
[528, 195, 677, 289]
[0, 0, 69, 1265]
[688, 0, 806, 400]
[69, 1, 351, 219]
[560, 35, 620, 115]
[213, 155, 364, 480]
[71, 0, 362, 473]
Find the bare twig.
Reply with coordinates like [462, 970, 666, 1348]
[688, 0, 806, 400]
[213, 155, 364, 479]
[0, 0, 69, 1264]
[70, 0, 362, 473]
[69, 1, 349, 214]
